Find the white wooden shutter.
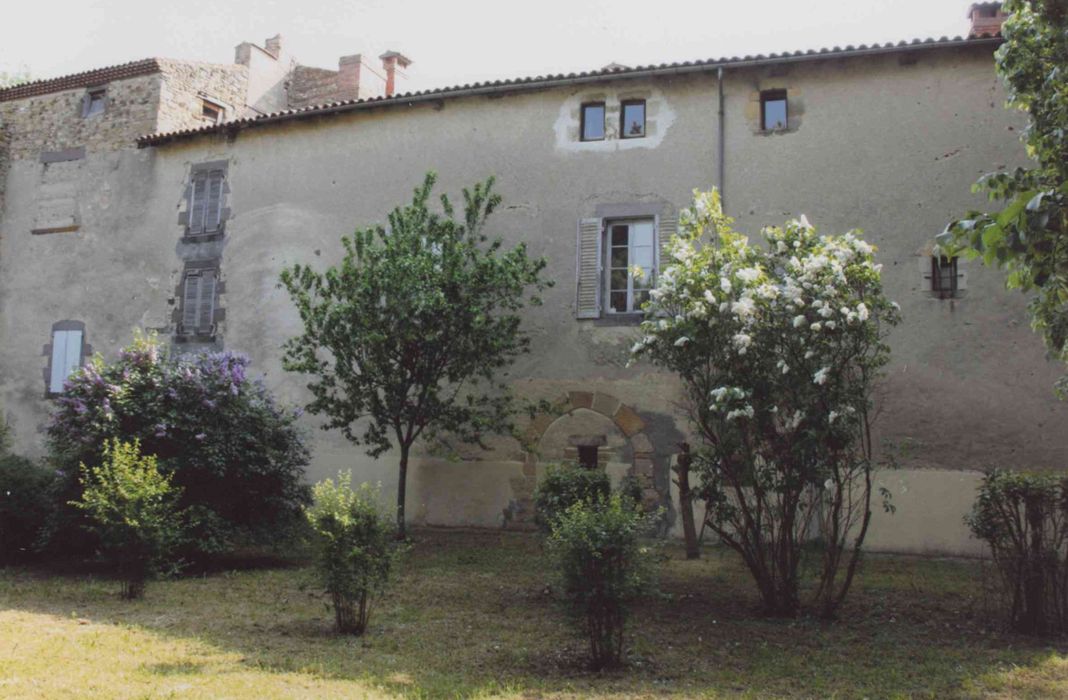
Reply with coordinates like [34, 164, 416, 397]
[189, 174, 208, 233]
[576, 218, 603, 319]
[205, 171, 224, 231]
[657, 214, 677, 280]
[197, 270, 217, 332]
[182, 273, 201, 331]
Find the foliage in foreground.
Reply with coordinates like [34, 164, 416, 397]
[547, 494, 657, 669]
[72, 439, 181, 599]
[47, 331, 310, 558]
[281, 172, 551, 538]
[532, 464, 612, 532]
[940, 0, 1068, 394]
[306, 472, 402, 634]
[969, 468, 1068, 636]
[0, 453, 54, 564]
[633, 189, 900, 617]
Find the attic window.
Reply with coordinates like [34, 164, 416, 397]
[761, 89, 788, 131]
[83, 87, 106, 118]
[581, 102, 606, 141]
[200, 98, 224, 124]
[620, 100, 646, 139]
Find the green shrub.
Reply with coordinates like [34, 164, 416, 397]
[968, 469, 1068, 636]
[306, 472, 401, 635]
[0, 455, 55, 564]
[73, 439, 182, 599]
[547, 494, 656, 669]
[533, 464, 611, 532]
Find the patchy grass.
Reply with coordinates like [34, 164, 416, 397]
[1, 529, 1067, 698]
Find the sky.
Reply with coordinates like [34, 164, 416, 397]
[2, 0, 979, 92]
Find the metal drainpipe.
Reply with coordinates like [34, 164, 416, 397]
[717, 66, 726, 208]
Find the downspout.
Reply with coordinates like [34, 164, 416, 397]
[717, 66, 725, 208]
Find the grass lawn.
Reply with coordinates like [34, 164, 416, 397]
[1, 529, 1067, 699]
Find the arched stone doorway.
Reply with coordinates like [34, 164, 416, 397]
[503, 390, 661, 528]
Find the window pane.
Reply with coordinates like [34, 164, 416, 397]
[610, 247, 629, 267]
[632, 246, 654, 270]
[763, 97, 787, 130]
[622, 102, 645, 138]
[632, 267, 653, 287]
[634, 290, 650, 309]
[610, 291, 628, 312]
[631, 221, 654, 248]
[610, 269, 629, 290]
[582, 104, 605, 141]
[86, 92, 105, 116]
[611, 225, 629, 247]
[49, 331, 68, 393]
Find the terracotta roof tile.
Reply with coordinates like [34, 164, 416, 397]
[0, 59, 161, 102]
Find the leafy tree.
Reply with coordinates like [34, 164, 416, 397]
[47, 331, 310, 558]
[306, 472, 403, 634]
[73, 439, 181, 599]
[940, 1, 1068, 393]
[0, 68, 30, 89]
[281, 172, 550, 538]
[547, 494, 657, 669]
[633, 189, 899, 618]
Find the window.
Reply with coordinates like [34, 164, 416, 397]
[187, 169, 225, 236]
[620, 100, 646, 139]
[578, 446, 599, 469]
[607, 219, 655, 314]
[47, 324, 84, 394]
[180, 268, 217, 336]
[761, 89, 788, 131]
[931, 255, 958, 298]
[200, 98, 224, 124]
[83, 87, 106, 118]
[581, 102, 606, 141]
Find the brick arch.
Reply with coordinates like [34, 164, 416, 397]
[504, 390, 659, 529]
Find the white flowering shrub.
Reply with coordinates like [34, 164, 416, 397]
[632, 189, 900, 618]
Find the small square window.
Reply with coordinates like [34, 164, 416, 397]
[581, 102, 606, 141]
[200, 98, 223, 124]
[578, 446, 599, 469]
[761, 89, 788, 131]
[83, 88, 106, 118]
[931, 255, 958, 298]
[620, 100, 646, 139]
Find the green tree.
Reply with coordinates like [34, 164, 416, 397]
[633, 189, 899, 618]
[0, 68, 30, 89]
[281, 172, 550, 538]
[940, 1, 1068, 394]
[73, 439, 181, 599]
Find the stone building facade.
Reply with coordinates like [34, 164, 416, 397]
[0, 7, 1061, 555]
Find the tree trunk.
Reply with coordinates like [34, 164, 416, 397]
[673, 443, 700, 560]
[396, 443, 409, 540]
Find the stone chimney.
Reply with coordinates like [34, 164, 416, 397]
[264, 34, 283, 58]
[337, 54, 364, 101]
[379, 51, 412, 98]
[968, 2, 1007, 37]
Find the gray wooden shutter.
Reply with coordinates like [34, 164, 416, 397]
[576, 217, 603, 319]
[657, 213, 677, 280]
[197, 270, 217, 332]
[182, 273, 201, 331]
[189, 174, 207, 233]
[205, 171, 223, 231]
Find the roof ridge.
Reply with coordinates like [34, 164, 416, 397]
[0, 58, 162, 102]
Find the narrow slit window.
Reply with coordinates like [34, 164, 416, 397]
[931, 255, 958, 297]
[581, 102, 606, 141]
[620, 100, 646, 139]
[49, 328, 83, 394]
[761, 89, 788, 131]
[606, 219, 655, 313]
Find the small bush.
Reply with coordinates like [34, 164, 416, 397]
[306, 472, 401, 635]
[968, 469, 1068, 636]
[73, 439, 182, 599]
[0, 455, 55, 564]
[533, 464, 611, 532]
[547, 494, 656, 669]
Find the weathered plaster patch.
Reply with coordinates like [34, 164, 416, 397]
[553, 87, 675, 154]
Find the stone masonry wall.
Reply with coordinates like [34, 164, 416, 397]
[156, 60, 248, 134]
[0, 73, 162, 161]
[288, 65, 341, 109]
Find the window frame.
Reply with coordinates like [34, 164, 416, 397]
[931, 255, 959, 299]
[580, 101, 607, 142]
[604, 217, 657, 315]
[82, 86, 107, 118]
[44, 320, 89, 397]
[619, 99, 647, 140]
[199, 97, 225, 124]
[760, 89, 788, 132]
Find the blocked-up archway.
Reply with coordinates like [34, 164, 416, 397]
[503, 390, 661, 528]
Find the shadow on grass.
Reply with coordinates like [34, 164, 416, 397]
[2, 528, 1068, 698]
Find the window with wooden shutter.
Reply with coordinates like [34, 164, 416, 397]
[188, 170, 224, 236]
[657, 214, 677, 274]
[181, 269, 216, 336]
[576, 218, 603, 319]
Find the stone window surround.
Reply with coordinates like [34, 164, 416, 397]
[569, 89, 663, 145]
[173, 259, 225, 342]
[178, 160, 231, 242]
[746, 80, 804, 135]
[41, 319, 92, 397]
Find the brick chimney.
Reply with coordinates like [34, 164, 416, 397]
[337, 54, 364, 101]
[968, 2, 1006, 37]
[379, 51, 412, 98]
